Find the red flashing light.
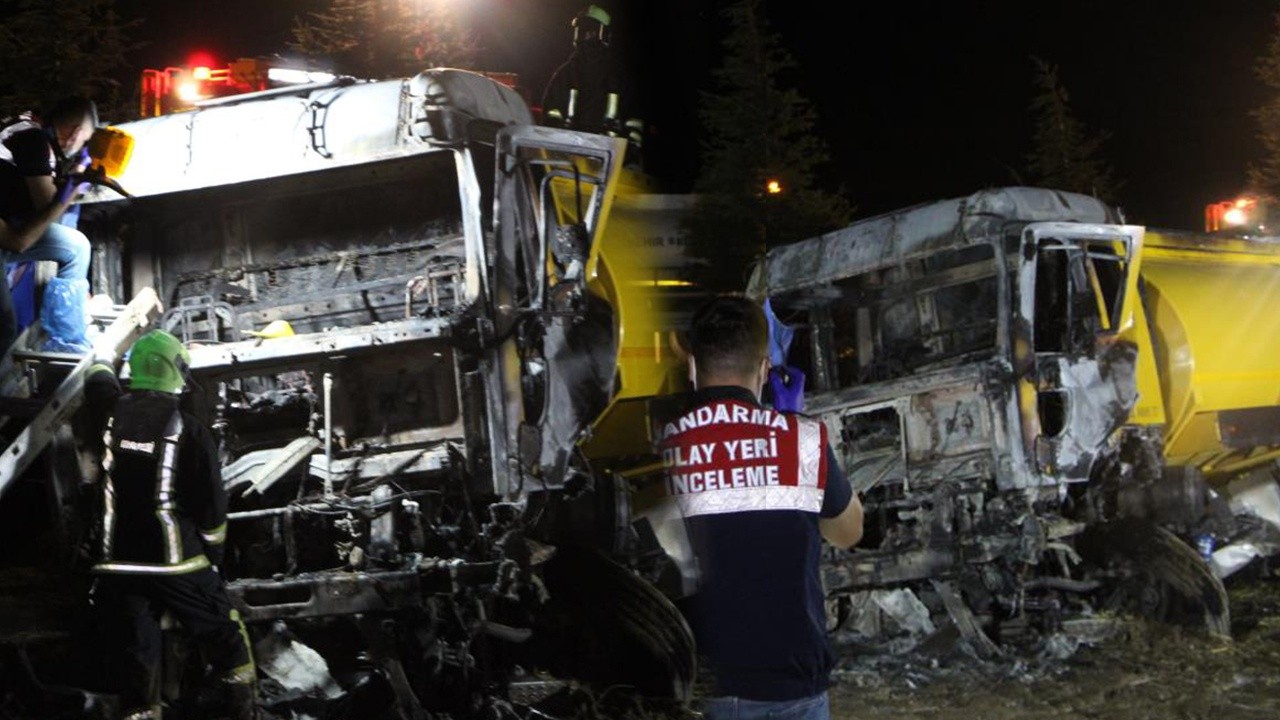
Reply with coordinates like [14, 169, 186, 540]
[1206, 196, 1268, 233]
[187, 50, 217, 69]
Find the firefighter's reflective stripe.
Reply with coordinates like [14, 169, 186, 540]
[200, 522, 227, 545]
[661, 400, 826, 519]
[93, 554, 211, 575]
[155, 412, 184, 565]
[102, 417, 117, 560]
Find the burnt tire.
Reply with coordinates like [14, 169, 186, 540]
[530, 545, 696, 701]
[1077, 520, 1230, 638]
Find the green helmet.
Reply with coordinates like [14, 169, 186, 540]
[573, 4, 611, 46]
[128, 329, 191, 393]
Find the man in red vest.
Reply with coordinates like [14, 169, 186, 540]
[660, 294, 863, 720]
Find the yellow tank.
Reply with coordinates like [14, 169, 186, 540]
[579, 167, 692, 463]
[1131, 229, 1280, 480]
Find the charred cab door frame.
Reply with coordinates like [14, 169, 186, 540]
[478, 126, 626, 497]
[1013, 222, 1144, 484]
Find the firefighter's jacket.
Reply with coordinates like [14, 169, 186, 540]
[86, 364, 227, 575]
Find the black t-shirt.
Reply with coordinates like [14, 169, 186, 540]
[0, 124, 56, 226]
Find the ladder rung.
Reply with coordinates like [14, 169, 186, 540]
[10, 350, 85, 365]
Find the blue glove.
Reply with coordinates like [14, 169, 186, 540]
[768, 365, 806, 413]
[55, 178, 90, 206]
[76, 147, 91, 169]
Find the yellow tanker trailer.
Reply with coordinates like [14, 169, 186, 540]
[1112, 229, 1280, 576]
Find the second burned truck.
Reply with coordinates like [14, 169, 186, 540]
[747, 186, 1280, 652]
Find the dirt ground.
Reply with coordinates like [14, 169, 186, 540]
[826, 568, 1280, 720]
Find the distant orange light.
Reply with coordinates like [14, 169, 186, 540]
[766, 179, 782, 195]
[192, 66, 212, 81]
[1224, 207, 1249, 226]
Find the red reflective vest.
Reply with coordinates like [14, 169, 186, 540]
[658, 397, 829, 518]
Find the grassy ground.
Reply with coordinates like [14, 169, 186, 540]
[829, 571, 1280, 720]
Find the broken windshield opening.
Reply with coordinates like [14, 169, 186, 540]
[821, 244, 999, 386]
[1031, 238, 1127, 354]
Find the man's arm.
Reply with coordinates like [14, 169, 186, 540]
[816, 444, 864, 550]
[185, 421, 229, 565]
[0, 184, 80, 253]
[84, 362, 123, 435]
[24, 175, 55, 210]
[820, 492, 863, 550]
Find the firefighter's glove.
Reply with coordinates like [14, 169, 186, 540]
[769, 365, 806, 413]
[74, 147, 91, 172]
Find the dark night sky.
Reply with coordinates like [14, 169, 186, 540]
[115, 0, 1280, 232]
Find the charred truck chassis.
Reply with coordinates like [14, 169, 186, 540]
[1, 70, 693, 719]
[748, 188, 1229, 655]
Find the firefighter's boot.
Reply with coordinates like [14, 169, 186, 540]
[215, 664, 259, 720]
[225, 679, 258, 720]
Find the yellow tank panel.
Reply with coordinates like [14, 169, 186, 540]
[1121, 295, 1167, 428]
[551, 163, 692, 463]
[1139, 230, 1280, 468]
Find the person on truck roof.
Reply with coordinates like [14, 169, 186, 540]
[0, 95, 97, 354]
[659, 294, 863, 720]
[540, 4, 644, 163]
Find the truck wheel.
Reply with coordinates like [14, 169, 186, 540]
[529, 545, 697, 702]
[1077, 519, 1230, 638]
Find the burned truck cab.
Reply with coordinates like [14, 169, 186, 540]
[29, 69, 695, 716]
[748, 187, 1160, 648]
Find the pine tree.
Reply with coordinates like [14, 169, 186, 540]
[0, 0, 138, 121]
[1024, 56, 1121, 202]
[291, 0, 479, 80]
[682, 0, 852, 292]
[1249, 8, 1280, 200]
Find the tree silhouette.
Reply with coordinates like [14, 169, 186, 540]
[291, 0, 479, 80]
[1024, 56, 1121, 202]
[0, 0, 138, 121]
[682, 0, 852, 292]
[1249, 8, 1280, 201]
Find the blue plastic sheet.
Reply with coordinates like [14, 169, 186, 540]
[764, 297, 806, 411]
[41, 277, 90, 353]
[763, 297, 794, 367]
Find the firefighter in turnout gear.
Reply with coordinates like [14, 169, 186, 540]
[540, 4, 644, 164]
[85, 329, 258, 720]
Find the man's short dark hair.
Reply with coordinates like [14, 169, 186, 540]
[44, 96, 99, 129]
[685, 294, 769, 379]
